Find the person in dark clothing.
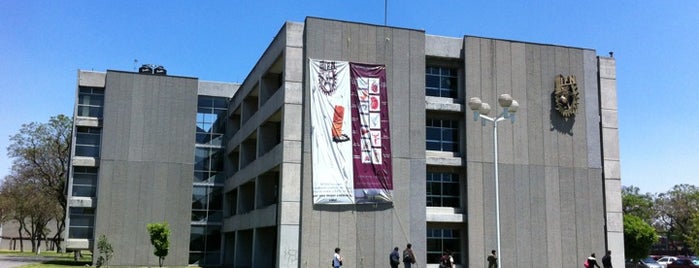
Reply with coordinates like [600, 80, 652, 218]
[403, 243, 416, 268]
[601, 250, 612, 268]
[487, 249, 498, 268]
[390, 247, 401, 268]
[587, 253, 601, 268]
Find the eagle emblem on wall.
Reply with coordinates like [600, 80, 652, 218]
[554, 75, 580, 118]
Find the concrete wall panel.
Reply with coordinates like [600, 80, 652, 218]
[301, 17, 426, 267]
[525, 44, 545, 166]
[95, 71, 196, 266]
[511, 42, 529, 166]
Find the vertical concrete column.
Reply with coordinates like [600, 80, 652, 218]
[278, 22, 304, 268]
[599, 56, 624, 268]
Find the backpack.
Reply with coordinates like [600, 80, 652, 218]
[584, 259, 589, 268]
[439, 254, 451, 268]
[403, 249, 413, 263]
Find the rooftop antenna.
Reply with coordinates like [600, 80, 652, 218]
[384, 0, 387, 25]
[133, 59, 138, 71]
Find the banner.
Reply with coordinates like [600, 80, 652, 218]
[350, 63, 393, 203]
[310, 59, 392, 204]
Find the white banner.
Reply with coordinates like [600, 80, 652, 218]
[310, 59, 354, 204]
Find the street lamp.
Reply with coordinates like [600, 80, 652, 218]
[468, 94, 519, 268]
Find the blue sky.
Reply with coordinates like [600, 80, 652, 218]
[1, 1, 697, 194]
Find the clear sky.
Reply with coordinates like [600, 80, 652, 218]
[1, 1, 697, 195]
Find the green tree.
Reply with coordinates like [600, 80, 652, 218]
[624, 214, 659, 261]
[622, 186, 656, 224]
[0, 171, 59, 253]
[95, 234, 114, 268]
[7, 114, 72, 251]
[147, 222, 170, 267]
[654, 184, 699, 252]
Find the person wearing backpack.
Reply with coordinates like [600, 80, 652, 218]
[487, 249, 498, 268]
[332, 247, 343, 268]
[439, 250, 454, 268]
[403, 243, 416, 268]
[390, 247, 401, 268]
[585, 253, 601, 268]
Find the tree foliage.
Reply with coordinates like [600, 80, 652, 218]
[622, 186, 656, 224]
[6, 114, 72, 251]
[624, 214, 659, 261]
[0, 171, 60, 253]
[654, 184, 699, 248]
[147, 222, 170, 267]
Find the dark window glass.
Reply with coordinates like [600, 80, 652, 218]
[426, 228, 461, 264]
[190, 226, 205, 251]
[425, 119, 459, 152]
[426, 172, 461, 207]
[425, 66, 458, 98]
[75, 127, 101, 157]
[192, 186, 208, 210]
[68, 207, 95, 239]
[77, 87, 105, 118]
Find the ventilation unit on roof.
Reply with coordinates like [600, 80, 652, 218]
[139, 64, 153, 74]
[153, 66, 167, 76]
[138, 64, 167, 75]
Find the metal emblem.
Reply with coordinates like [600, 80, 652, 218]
[554, 75, 579, 118]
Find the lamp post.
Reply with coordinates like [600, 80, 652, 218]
[468, 94, 519, 268]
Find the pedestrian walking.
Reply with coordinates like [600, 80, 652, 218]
[602, 250, 612, 268]
[332, 247, 343, 268]
[403, 243, 416, 268]
[487, 249, 498, 268]
[585, 253, 601, 268]
[390, 246, 401, 268]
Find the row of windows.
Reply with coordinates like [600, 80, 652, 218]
[192, 96, 228, 266]
[72, 167, 98, 197]
[426, 66, 458, 98]
[75, 126, 101, 158]
[427, 228, 461, 264]
[77, 87, 104, 118]
[426, 119, 459, 152]
[68, 207, 95, 239]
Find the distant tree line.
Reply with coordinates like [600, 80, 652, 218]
[623, 184, 699, 259]
[0, 115, 71, 253]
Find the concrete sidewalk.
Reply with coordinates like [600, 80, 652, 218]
[0, 255, 56, 268]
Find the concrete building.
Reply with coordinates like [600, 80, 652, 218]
[65, 17, 622, 267]
[65, 69, 238, 266]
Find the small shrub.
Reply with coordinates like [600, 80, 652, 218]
[95, 234, 114, 268]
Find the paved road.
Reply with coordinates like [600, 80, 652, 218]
[0, 255, 55, 268]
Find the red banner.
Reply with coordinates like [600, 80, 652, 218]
[350, 63, 392, 203]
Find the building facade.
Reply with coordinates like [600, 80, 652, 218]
[65, 69, 237, 266]
[65, 17, 622, 267]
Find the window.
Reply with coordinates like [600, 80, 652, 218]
[191, 95, 227, 265]
[426, 66, 458, 98]
[72, 167, 98, 197]
[427, 228, 461, 264]
[426, 119, 459, 152]
[68, 207, 94, 239]
[77, 87, 104, 118]
[196, 96, 228, 146]
[75, 127, 101, 157]
[191, 185, 223, 223]
[426, 172, 460, 207]
[189, 225, 222, 265]
[194, 147, 223, 183]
